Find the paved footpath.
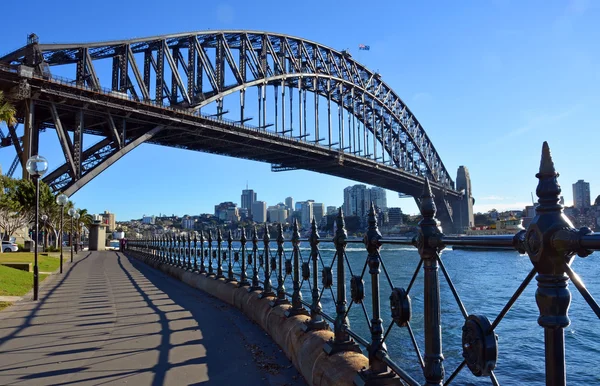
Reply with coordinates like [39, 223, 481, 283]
[0, 251, 305, 386]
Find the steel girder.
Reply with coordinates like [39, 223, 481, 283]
[1, 31, 455, 192]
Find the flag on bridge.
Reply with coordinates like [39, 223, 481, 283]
[358, 44, 370, 51]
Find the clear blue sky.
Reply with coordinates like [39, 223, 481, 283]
[1, 0, 598, 221]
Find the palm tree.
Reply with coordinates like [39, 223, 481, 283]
[0, 91, 16, 126]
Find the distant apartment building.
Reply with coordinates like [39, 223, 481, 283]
[573, 180, 591, 209]
[370, 187, 388, 211]
[343, 185, 371, 218]
[101, 211, 116, 231]
[142, 215, 155, 225]
[387, 208, 403, 226]
[312, 203, 325, 226]
[226, 206, 240, 222]
[299, 201, 314, 229]
[215, 202, 238, 221]
[327, 206, 338, 215]
[252, 201, 267, 223]
[182, 216, 195, 230]
[285, 197, 294, 210]
[267, 204, 288, 224]
[241, 189, 257, 215]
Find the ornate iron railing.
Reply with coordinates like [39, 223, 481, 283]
[126, 142, 600, 385]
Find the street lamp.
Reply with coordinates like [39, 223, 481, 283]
[26, 154, 48, 301]
[41, 214, 48, 252]
[56, 194, 68, 273]
[79, 222, 84, 251]
[68, 207, 76, 262]
[73, 212, 80, 253]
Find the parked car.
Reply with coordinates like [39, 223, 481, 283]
[2, 241, 18, 252]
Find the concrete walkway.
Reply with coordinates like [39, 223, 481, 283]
[0, 251, 305, 385]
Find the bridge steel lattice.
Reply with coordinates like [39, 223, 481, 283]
[0, 31, 464, 230]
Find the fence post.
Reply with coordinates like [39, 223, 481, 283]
[227, 230, 234, 281]
[187, 234, 192, 270]
[177, 235, 183, 267]
[207, 230, 214, 276]
[216, 229, 224, 279]
[416, 179, 444, 386]
[357, 203, 399, 384]
[239, 227, 250, 287]
[271, 223, 289, 306]
[259, 224, 275, 298]
[525, 142, 578, 386]
[324, 209, 361, 355]
[303, 217, 329, 331]
[249, 226, 262, 291]
[199, 231, 206, 274]
[286, 219, 308, 317]
[193, 233, 199, 272]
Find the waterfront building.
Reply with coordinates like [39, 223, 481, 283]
[182, 216, 195, 230]
[343, 184, 371, 218]
[285, 197, 294, 210]
[326, 206, 337, 215]
[387, 208, 403, 226]
[312, 203, 325, 225]
[215, 202, 237, 221]
[370, 187, 387, 210]
[102, 211, 116, 232]
[573, 180, 591, 209]
[226, 206, 240, 222]
[252, 201, 267, 223]
[267, 204, 288, 224]
[241, 189, 257, 215]
[300, 201, 314, 229]
[141, 215, 155, 225]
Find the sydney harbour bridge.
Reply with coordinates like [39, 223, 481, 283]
[0, 31, 472, 232]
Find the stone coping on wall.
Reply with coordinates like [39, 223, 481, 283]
[127, 252, 369, 386]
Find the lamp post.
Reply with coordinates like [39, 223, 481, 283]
[79, 222, 84, 251]
[68, 208, 76, 262]
[56, 194, 68, 273]
[25, 154, 49, 301]
[41, 214, 48, 252]
[73, 212, 80, 253]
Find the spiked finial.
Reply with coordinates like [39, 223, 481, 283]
[292, 219, 300, 244]
[252, 225, 258, 243]
[227, 229, 232, 243]
[334, 207, 347, 248]
[240, 227, 247, 243]
[207, 229, 213, 243]
[199, 230, 204, 242]
[535, 141, 562, 210]
[368, 201, 378, 229]
[217, 228, 222, 243]
[277, 223, 285, 244]
[263, 223, 270, 243]
[420, 178, 437, 219]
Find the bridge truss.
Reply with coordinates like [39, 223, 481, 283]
[0, 31, 463, 230]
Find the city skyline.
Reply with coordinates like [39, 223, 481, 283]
[1, 1, 599, 220]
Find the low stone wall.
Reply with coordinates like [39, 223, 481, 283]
[1, 262, 32, 272]
[127, 252, 368, 386]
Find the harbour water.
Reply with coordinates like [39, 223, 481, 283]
[185, 240, 600, 385]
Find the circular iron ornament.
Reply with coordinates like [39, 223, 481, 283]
[270, 257, 277, 271]
[350, 275, 365, 304]
[301, 262, 310, 281]
[285, 259, 292, 275]
[525, 228, 542, 262]
[322, 267, 333, 288]
[234, 252, 239, 262]
[390, 288, 411, 327]
[462, 315, 498, 377]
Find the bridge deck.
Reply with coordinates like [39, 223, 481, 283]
[0, 251, 305, 385]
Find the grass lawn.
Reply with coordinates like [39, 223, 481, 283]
[0, 253, 58, 297]
[0, 252, 63, 273]
[0, 301, 12, 311]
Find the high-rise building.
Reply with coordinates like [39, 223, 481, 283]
[241, 189, 257, 215]
[453, 166, 474, 233]
[101, 211, 116, 231]
[215, 202, 237, 221]
[312, 203, 325, 225]
[387, 208, 403, 226]
[142, 215, 155, 225]
[252, 201, 267, 223]
[573, 180, 591, 209]
[285, 197, 294, 210]
[182, 216, 195, 229]
[370, 187, 387, 211]
[300, 201, 314, 229]
[343, 185, 371, 218]
[327, 206, 338, 215]
[268, 204, 288, 223]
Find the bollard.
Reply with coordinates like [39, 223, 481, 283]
[286, 219, 308, 317]
[415, 179, 445, 386]
[324, 209, 361, 355]
[259, 224, 275, 298]
[303, 217, 329, 331]
[239, 227, 250, 287]
[271, 223, 289, 306]
[249, 226, 262, 292]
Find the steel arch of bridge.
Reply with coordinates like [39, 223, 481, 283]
[2, 31, 455, 189]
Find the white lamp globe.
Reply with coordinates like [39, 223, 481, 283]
[25, 155, 48, 178]
[56, 193, 68, 206]
[68, 208, 76, 217]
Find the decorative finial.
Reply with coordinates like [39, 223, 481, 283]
[538, 141, 557, 177]
[240, 227, 247, 243]
[535, 141, 562, 211]
[277, 223, 284, 244]
[292, 219, 300, 244]
[368, 201, 377, 229]
[263, 223, 270, 242]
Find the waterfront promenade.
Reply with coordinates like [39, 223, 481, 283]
[0, 251, 305, 385]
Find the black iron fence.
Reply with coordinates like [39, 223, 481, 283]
[126, 142, 600, 386]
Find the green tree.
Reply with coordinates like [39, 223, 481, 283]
[0, 90, 16, 126]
